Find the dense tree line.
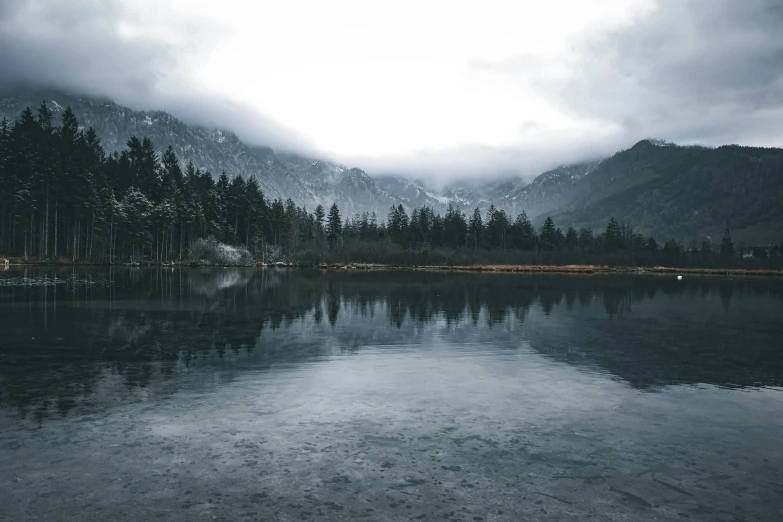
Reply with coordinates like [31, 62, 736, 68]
[1, 102, 781, 268]
[0, 103, 298, 262]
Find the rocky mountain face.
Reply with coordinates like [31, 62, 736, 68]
[487, 162, 600, 220]
[375, 176, 456, 212]
[278, 153, 400, 218]
[2, 89, 781, 242]
[442, 186, 486, 209]
[0, 89, 402, 216]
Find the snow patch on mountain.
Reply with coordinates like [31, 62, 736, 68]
[0, 88, 613, 222]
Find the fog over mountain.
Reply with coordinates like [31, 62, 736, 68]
[0, 0, 316, 155]
[2, 0, 781, 183]
[2, 87, 783, 245]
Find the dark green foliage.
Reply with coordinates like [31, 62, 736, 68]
[327, 203, 342, 245]
[564, 227, 578, 251]
[0, 102, 779, 270]
[512, 212, 538, 251]
[387, 204, 409, 246]
[468, 208, 483, 249]
[721, 228, 735, 257]
[485, 205, 510, 250]
[314, 204, 325, 243]
[443, 205, 467, 248]
[604, 217, 623, 252]
[539, 217, 558, 251]
[0, 102, 307, 262]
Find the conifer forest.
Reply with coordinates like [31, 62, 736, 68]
[1, 103, 781, 269]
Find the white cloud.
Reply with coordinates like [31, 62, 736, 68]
[188, 0, 652, 159]
[2, 0, 781, 182]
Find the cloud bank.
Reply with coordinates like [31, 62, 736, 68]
[0, 0, 317, 154]
[1, 0, 781, 183]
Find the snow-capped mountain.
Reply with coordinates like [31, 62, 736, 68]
[489, 162, 601, 219]
[0, 89, 409, 216]
[279, 153, 403, 217]
[375, 176, 455, 211]
[0, 88, 614, 223]
[441, 186, 485, 209]
[4, 87, 781, 242]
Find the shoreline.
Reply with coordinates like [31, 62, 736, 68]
[3, 260, 782, 277]
[310, 263, 783, 277]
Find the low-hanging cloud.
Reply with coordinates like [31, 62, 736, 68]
[334, 0, 783, 183]
[0, 0, 317, 154]
[1, 0, 781, 184]
[476, 0, 783, 148]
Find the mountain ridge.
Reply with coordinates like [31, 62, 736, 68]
[1, 89, 781, 243]
[0, 88, 407, 217]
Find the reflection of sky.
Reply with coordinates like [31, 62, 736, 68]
[2, 269, 783, 427]
[2, 269, 783, 520]
[3, 335, 782, 520]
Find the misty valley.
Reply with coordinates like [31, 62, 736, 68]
[1, 94, 782, 274]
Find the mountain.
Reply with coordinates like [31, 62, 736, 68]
[0, 88, 401, 216]
[375, 176, 454, 211]
[279, 153, 400, 217]
[542, 140, 783, 244]
[374, 139, 782, 245]
[488, 162, 600, 219]
[442, 186, 486, 209]
[2, 88, 781, 243]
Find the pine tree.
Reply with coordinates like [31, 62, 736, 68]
[468, 208, 483, 249]
[485, 205, 509, 250]
[314, 204, 325, 242]
[512, 212, 537, 251]
[578, 228, 594, 252]
[564, 227, 578, 251]
[720, 228, 735, 257]
[3, 100, 780, 270]
[388, 204, 408, 245]
[444, 205, 467, 248]
[326, 203, 342, 245]
[539, 217, 557, 251]
[604, 217, 623, 252]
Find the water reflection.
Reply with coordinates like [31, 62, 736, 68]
[1, 267, 782, 424]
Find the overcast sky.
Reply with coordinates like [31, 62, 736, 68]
[1, 0, 781, 184]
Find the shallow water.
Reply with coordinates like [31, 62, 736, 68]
[1, 267, 782, 521]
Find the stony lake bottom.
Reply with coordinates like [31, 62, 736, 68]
[0, 268, 782, 521]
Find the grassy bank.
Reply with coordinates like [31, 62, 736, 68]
[301, 263, 783, 277]
[4, 258, 783, 277]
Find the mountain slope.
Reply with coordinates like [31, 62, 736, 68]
[278, 154, 403, 216]
[0, 88, 400, 215]
[375, 176, 454, 211]
[545, 140, 783, 243]
[0, 89, 292, 199]
[2, 89, 781, 242]
[489, 162, 600, 219]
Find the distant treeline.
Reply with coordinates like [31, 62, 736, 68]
[1, 102, 781, 268]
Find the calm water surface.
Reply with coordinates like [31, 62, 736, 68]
[1, 268, 782, 521]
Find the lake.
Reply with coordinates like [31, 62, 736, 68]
[1, 267, 782, 521]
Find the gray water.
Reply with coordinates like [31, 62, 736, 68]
[1, 268, 782, 521]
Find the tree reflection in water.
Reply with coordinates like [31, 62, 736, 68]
[1, 267, 782, 423]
